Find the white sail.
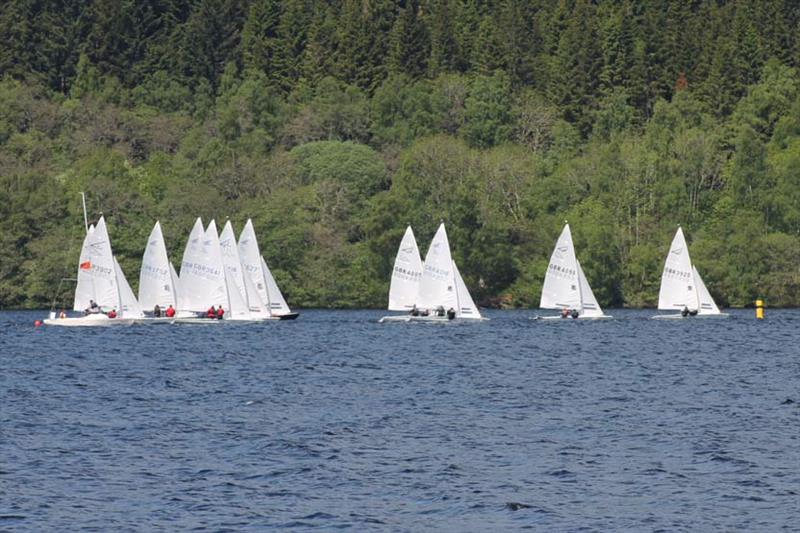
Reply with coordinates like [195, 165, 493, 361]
[73, 217, 119, 311]
[577, 260, 605, 317]
[453, 261, 481, 319]
[169, 262, 180, 309]
[238, 219, 271, 310]
[138, 221, 177, 311]
[657, 227, 699, 311]
[261, 256, 291, 315]
[73, 224, 96, 311]
[114, 257, 143, 318]
[242, 266, 271, 318]
[417, 223, 458, 312]
[219, 221, 251, 319]
[693, 266, 720, 315]
[203, 220, 230, 309]
[179, 218, 227, 312]
[540, 224, 581, 311]
[388, 226, 423, 311]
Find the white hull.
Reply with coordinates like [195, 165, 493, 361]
[379, 314, 488, 323]
[651, 313, 730, 320]
[173, 317, 224, 324]
[43, 315, 135, 327]
[131, 317, 175, 325]
[532, 314, 612, 321]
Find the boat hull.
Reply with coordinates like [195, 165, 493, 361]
[379, 314, 487, 323]
[532, 314, 613, 321]
[131, 317, 175, 325]
[651, 313, 730, 320]
[43, 315, 135, 327]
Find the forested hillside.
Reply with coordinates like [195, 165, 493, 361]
[1, 0, 799, 309]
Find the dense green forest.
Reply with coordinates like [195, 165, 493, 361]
[1, 0, 799, 309]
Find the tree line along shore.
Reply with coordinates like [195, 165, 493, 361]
[1, 1, 799, 309]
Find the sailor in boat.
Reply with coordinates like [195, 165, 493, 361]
[560, 308, 569, 318]
[435, 305, 445, 317]
[165, 305, 176, 318]
[570, 309, 579, 319]
[85, 300, 101, 315]
[153, 304, 162, 317]
[410, 304, 420, 317]
[107, 309, 117, 319]
[447, 307, 456, 320]
[216, 305, 225, 320]
[206, 305, 217, 319]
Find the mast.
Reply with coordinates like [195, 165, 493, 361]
[452, 260, 461, 316]
[80, 192, 88, 234]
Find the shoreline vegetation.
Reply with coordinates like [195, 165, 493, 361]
[2, 1, 800, 310]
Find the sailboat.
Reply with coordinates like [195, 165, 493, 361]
[237, 219, 299, 320]
[137, 220, 180, 322]
[535, 223, 610, 320]
[218, 220, 257, 321]
[379, 223, 484, 322]
[652, 226, 728, 319]
[44, 215, 139, 326]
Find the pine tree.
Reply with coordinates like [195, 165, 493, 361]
[548, 0, 601, 136]
[387, 1, 429, 80]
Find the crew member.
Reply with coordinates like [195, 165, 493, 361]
[107, 309, 117, 319]
[165, 304, 175, 318]
[216, 305, 225, 320]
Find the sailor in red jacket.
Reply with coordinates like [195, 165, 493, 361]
[165, 304, 175, 318]
[107, 309, 117, 319]
[207, 306, 217, 319]
[216, 305, 225, 320]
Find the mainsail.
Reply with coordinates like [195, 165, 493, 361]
[138, 221, 177, 310]
[73, 217, 118, 311]
[219, 221, 251, 319]
[416, 223, 458, 312]
[540, 224, 582, 311]
[658, 227, 699, 311]
[179, 218, 227, 312]
[387, 226, 423, 311]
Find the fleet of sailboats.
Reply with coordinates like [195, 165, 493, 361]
[45, 196, 297, 326]
[45, 195, 736, 327]
[380, 223, 484, 323]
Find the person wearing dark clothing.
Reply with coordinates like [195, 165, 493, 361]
[410, 304, 419, 317]
[154, 304, 162, 318]
[571, 309, 579, 319]
[86, 300, 100, 315]
[446, 308, 456, 320]
[681, 306, 689, 317]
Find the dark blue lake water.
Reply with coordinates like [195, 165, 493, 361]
[1, 309, 798, 531]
